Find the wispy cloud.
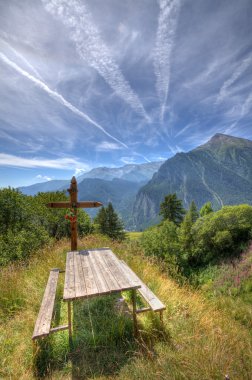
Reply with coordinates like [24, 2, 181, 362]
[120, 156, 137, 165]
[216, 52, 252, 104]
[42, 0, 150, 122]
[96, 141, 122, 152]
[0, 153, 90, 170]
[174, 122, 195, 138]
[36, 174, 53, 181]
[154, 0, 181, 123]
[0, 52, 128, 148]
[74, 167, 88, 176]
[1, 38, 43, 80]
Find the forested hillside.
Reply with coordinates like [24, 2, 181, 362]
[134, 134, 252, 229]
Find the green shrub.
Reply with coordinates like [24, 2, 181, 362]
[0, 188, 93, 265]
[141, 220, 181, 277]
[190, 205, 252, 265]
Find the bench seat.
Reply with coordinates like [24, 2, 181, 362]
[32, 269, 60, 340]
[120, 260, 166, 314]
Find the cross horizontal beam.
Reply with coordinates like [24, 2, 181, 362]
[46, 201, 103, 209]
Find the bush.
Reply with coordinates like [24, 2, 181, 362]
[190, 205, 252, 265]
[0, 188, 93, 265]
[141, 220, 180, 276]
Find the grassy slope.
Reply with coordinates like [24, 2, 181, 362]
[0, 235, 252, 379]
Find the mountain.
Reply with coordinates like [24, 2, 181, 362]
[19, 180, 69, 196]
[133, 134, 252, 229]
[77, 178, 144, 229]
[19, 161, 164, 196]
[77, 161, 164, 183]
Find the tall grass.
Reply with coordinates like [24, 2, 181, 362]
[0, 234, 252, 379]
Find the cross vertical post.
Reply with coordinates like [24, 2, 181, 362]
[68, 176, 78, 251]
[46, 177, 102, 251]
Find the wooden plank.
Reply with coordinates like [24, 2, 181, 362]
[46, 202, 70, 208]
[46, 201, 102, 209]
[32, 269, 59, 340]
[79, 251, 99, 297]
[102, 249, 140, 291]
[50, 325, 69, 334]
[77, 201, 103, 208]
[74, 251, 87, 298]
[63, 252, 75, 300]
[83, 250, 110, 295]
[69, 177, 78, 251]
[91, 249, 121, 292]
[136, 307, 151, 314]
[120, 260, 166, 312]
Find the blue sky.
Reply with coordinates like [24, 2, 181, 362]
[0, 0, 252, 187]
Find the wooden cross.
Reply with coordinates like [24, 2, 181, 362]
[46, 176, 102, 251]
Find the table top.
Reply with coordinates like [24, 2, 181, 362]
[63, 248, 142, 301]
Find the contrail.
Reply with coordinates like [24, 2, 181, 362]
[42, 0, 150, 122]
[0, 38, 44, 81]
[216, 53, 252, 104]
[154, 0, 181, 123]
[0, 52, 128, 149]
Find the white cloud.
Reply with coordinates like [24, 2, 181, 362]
[1, 38, 44, 81]
[120, 156, 137, 165]
[0, 52, 128, 149]
[0, 153, 90, 170]
[36, 174, 53, 181]
[43, 0, 150, 122]
[74, 168, 88, 176]
[216, 52, 252, 104]
[154, 0, 182, 123]
[96, 141, 122, 151]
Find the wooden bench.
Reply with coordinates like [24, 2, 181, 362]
[120, 260, 166, 321]
[32, 269, 68, 341]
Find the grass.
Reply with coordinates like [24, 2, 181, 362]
[0, 234, 252, 379]
[126, 231, 143, 241]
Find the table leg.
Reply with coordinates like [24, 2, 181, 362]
[131, 289, 138, 337]
[68, 301, 72, 341]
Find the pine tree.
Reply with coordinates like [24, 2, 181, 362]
[95, 203, 125, 241]
[159, 193, 185, 225]
[106, 202, 125, 240]
[200, 201, 213, 217]
[189, 201, 199, 223]
[95, 206, 108, 234]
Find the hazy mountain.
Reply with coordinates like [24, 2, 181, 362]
[77, 178, 144, 229]
[77, 161, 164, 183]
[19, 180, 69, 196]
[133, 134, 252, 229]
[19, 161, 164, 196]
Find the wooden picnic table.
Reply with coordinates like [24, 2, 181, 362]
[63, 248, 142, 337]
[32, 247, 165, 342]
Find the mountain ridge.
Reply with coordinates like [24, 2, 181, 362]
[133, 133, 252, 229]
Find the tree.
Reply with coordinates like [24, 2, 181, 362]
[159, 193, 185, 225]
[191, 205, 252, 265]
[200, 201, 213, 217]
[189, 201, 199, 223]
[95, 203, 125, 241]
[178, 201, 199, 257]
[95, 206, 108, 235]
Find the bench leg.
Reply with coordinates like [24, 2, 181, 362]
[159, 310, 164, 324]
[131, 289, 138, 337]
[68, 301, 72, 342]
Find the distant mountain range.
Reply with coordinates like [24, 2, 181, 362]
[133, 133, 252, 229]
[18, 161, 164, 228]
[19, 134, 252, 230]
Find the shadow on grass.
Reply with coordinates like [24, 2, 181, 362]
[33, 294, 171, 379]
[70, 295, 137, 379]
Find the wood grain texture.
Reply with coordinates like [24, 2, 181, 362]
[32, 269, 59, 340]
[63, 249, 141, 301]
[120, 260, 166, 312]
